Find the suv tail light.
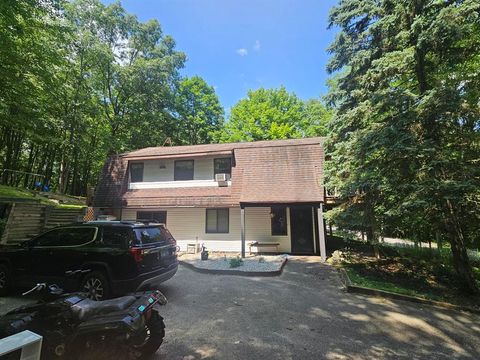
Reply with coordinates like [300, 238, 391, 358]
[129, 247, 143, 263]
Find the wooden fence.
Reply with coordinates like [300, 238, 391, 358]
[0, 202, 87, 244]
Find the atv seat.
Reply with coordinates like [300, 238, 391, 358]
[71, 296, 137, 321]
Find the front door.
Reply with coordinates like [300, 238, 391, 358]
[290, 206, 314, 254]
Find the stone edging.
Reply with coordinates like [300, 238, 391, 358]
[179, 258, 288, 277]
[338, 268, 480, 314]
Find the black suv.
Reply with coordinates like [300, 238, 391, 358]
[0, 221, 178, 300]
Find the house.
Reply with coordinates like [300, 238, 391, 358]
[92, 137, 327, 259]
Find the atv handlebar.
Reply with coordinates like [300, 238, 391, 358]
[22, 283, 47, 296]
[22, 283, 63, 296]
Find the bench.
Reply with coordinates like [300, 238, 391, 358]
[248, 241, 280, 255]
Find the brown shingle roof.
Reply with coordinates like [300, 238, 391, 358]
[123, 137, 324, 158]
[236, 144, 324, 203]
[92, 155, 128, 208]
[93, 137, 325, 208]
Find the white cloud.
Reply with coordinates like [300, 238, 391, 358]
[236, 48, 248, 57]
[254, 40, 261, 51]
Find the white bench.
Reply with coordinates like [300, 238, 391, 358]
[249, 241, 280, 254]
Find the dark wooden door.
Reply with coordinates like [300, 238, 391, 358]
[290, 206, 314, 254]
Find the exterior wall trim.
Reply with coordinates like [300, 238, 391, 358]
[129, 180, 231, 190]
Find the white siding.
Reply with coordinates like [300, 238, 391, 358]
[139, 156, 228, 183]
[121, 207, 291, 253]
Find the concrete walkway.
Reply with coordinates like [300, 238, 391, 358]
[155, 256, 480, 360]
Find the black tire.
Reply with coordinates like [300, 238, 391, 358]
[0, 264, 11, 296]
[130, 310, 165, 359]
[80, 271, 111, 301]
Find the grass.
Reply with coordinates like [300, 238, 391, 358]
[0, 185, 39, 200]
[344, 264, 446, 302]
[0, 185, 85, 208]
[332, 238, 480, 309]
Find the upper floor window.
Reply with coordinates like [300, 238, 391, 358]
[174, 160, 194, 180]
[214, 158, 232, 177]
[130, 162, 144, 182]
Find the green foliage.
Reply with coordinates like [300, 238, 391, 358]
[216, 87, 332, 142]
[0, 0, 222, 196]
[176, 76, 224, 145]
[0, 185, 37, 200]
[326, 0, 480, 292]
[301, 99, 333, 137]
[229, 257, 244, 268]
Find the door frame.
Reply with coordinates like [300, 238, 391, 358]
[289, 205, 315, 255]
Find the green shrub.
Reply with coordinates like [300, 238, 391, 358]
[229, 257, 244, 268]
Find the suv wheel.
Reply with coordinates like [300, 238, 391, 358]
[0, 264, 10, 296]
[81, 271, 111, 301]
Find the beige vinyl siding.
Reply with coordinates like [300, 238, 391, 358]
[139, 156, 227, 182]
[242, 207, 291, 253]
[122, 206, 291, 252]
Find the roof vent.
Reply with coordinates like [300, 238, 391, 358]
[215, 173, 230, 187]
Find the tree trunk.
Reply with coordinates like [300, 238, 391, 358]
[444, 200, 479, 294]
[366, 227, 380, 259]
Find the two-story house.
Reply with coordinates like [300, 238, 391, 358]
[92, 137, 327, 259]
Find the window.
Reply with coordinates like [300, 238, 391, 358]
[214, 158, 232, 177]
[102, 227, 131, 248]
[206, 208, 229, 233]
[34, 227, 97, 247]
[130, 162, 144, 182]
[134, 226, 171, 245]
[137, 211, 167, 224]
[271, 207, 287, 236]
[174, 160, 194, 180]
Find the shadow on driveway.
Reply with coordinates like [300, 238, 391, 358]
[1, 257, 478, 359]
[154, 256, 480, 360]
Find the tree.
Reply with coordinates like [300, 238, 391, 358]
[0, 0, 217, 196]
[301, 99, 333, 137]
[176, 76, 224, 145]
[216, 87, 331, 142]
[326, 0, 480, 292]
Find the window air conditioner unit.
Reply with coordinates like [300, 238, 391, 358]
[215, 173, 230, 186]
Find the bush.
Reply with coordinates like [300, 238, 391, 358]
[229, 257, 244, 268]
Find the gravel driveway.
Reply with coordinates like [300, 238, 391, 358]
[1, 257, 479, 359]
[154, 257, 480, 360]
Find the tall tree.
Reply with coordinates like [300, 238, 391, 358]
[216, 87, 330, 142]
[326, 0, 480, 292]
[301, 99, 333, 137]
[0, 0, 218, 196]
[176, 76, 224, 145]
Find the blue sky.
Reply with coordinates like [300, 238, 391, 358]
[105, 0, 338, 110]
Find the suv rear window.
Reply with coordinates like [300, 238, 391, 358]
[102, 227, 131, 248]
[134, 226, 170, 245]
